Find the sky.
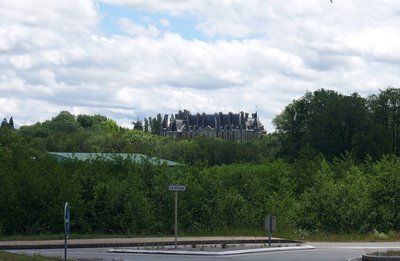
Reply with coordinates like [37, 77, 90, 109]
[1, 0, 400, 130]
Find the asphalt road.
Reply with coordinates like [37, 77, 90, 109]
[9, 242, 400, 261]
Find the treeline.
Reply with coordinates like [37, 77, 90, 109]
[274, 87, 400, 161]
[1, 87, 400, 236]
[14, 111, 278, 166]
[9, 87, 400, 165]
[1, 129, 400, 235]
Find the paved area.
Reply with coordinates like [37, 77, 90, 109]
[9, 242, 400, 261]
[0, 236, 300, 250]
[108, 244, 314, 256]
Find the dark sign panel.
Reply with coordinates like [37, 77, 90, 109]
[168, 185, 187, 192]
[64, 203, 70, 238]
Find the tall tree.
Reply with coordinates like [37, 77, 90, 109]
[1, 118, 9, 128]
[8, 117, 14, 129]
[150, 114, 162, 135]
[77, 114, 108, 129]
[133, 119, 143, 131]
[274, 89, 372, 161]
[144, 118, 149, 132]
[49, 111, 80, 133]
[368, 87, 400, 156]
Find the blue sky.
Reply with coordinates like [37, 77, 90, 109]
[98, 2, 205, 40]
[1, 0, 400, 129]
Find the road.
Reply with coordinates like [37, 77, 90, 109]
[9, 242, 400, 261]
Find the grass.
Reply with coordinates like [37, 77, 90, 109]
[1, 230, 400, 243]
[0, 251, 64, 261]
[0, 233, 161, 241]
[273, 229, 400, 242]
[187, 229, 400, 242]
[0, 234, 65, 241]
[369, 250, 400, 256]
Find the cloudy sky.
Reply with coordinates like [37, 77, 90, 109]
[1, 0, 400, 130]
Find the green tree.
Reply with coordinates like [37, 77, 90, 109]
[77, 114, 108, 129]
[293, 161, 370, 233]
[8, 117, 14, 129]
[1, 118, 9, 128]
[368, 156, 400, 231]
[46, 111, 81, 134]
[144, 118, 149, 132]
[100, 119, 119, 133]
[150, 114, 162, 135]
[368, 87, 400, 156]
[274, 89, 373, 161]
[133, 119, 143, 131]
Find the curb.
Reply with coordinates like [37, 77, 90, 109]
[362, 255, 400, 261]
[0, 238, 302, 250]
[348, 258, 362, 261]
[107, 245, 315, 256]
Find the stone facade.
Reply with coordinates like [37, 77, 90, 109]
[160, 110, 266, 140]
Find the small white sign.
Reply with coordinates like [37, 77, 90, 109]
[169, 185, 187, 192]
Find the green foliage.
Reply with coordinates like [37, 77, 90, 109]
[369, 250, 400, 256]
[77, 114, 107, 129]
[368, 87, 400, 156]
[4, 88, 400, 236]
[293, 163, 370, 233]
[1, 117, 14, 129]
[132, 119, 143, 131]
[0, 251, 63, 261]
[274, 88, 391, 161]
[368, 156, 400, 231]
[2, 125, 400, 236]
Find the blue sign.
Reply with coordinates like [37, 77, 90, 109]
[64, 203, 70, 238]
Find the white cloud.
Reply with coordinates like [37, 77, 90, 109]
[0, 77, 25, 92]
[160, 18, 170, 27]
[0, 0, 98, 30]
[9, 55, 32, 69]
[1, 0, 400, 131]
[118, 18, 160, 37]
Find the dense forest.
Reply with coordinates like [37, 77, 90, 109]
[1, 88, 400, 236]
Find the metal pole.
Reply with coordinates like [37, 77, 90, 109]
[174, 191, 178, 249]
[64, 202, 68, 261]
[268, 215, 272, 247]
[64, 234, 67, 261]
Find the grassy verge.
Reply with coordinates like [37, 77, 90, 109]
[0, 230, 399, 242]
[369, 250, 400, 256]
[279, 230, 400, 242]
[185, 229, 400, 242]
[0, 251, 64, 261]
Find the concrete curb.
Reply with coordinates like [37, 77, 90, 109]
[362, 255, 400, 261]
[0, 237, 302, 250]
[107, 245, 315, 256]
[348, 257, 362, 261]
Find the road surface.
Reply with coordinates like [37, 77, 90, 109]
[9, 242, 400, 261]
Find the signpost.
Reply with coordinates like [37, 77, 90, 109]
[64, 202, 70, 261]
[168, 184, 186, 249]
[264, 215, 276, 247]
[168, 185, 187, 192]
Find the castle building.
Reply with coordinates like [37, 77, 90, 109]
[160, 110, 266, 141]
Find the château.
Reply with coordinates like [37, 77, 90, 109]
[160, 110, 266, 141]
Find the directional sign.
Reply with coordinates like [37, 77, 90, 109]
[169, 185, 187, 192]
[168, 184, 187, 249]
[64, 203, 70, 238]
[264, 215, 276, 232]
